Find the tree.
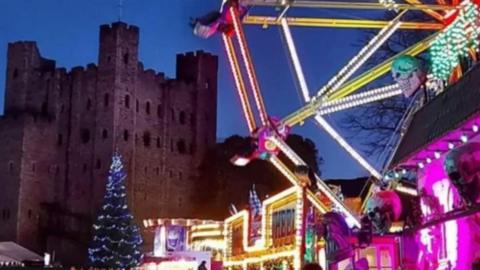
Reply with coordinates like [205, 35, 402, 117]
[340, 11, 432, 159]
[193, 134, 323, 219]
[88, 152, 143, 268]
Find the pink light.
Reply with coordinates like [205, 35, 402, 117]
[416, 153, 473, 269]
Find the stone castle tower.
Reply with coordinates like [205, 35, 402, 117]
[0, 22, 217, 265]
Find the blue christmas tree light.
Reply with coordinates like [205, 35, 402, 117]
[88, 152, 143, 268]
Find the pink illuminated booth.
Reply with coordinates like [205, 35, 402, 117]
[387, 63, 480, 270]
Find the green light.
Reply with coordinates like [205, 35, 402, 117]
[429, 0, 480, 81]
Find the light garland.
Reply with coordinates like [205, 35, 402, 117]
[222, 34, 256, 132]
[88, 152, 143, 268]
[317, 84, 402, 115]
[230, 7, 269, 125]
[294, 188, 305, 270]
[281, 18, 311, 103]
[430, 0, 480, 81]
[416, 122, 479, 169]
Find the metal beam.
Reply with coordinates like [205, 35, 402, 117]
[243, 0, 457, 11]
[222, 34, 257, 132]
[244, 16, 444, 30]
[404, 0, 445, 22]
[282, 33, 436, 127]
[270, 138, 362, 227]
[327, 33, 437, 101]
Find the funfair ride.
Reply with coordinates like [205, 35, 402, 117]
[192, 0, 480, 269]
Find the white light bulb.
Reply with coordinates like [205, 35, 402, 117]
[434, 151, 441, 159]
[448, 142, 455, 149]
[418, 162, 424, 169]
[461, 134, 468, 143]
[473, 124, 479, 132]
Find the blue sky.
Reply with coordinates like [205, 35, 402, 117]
[0, 0, 389, 179]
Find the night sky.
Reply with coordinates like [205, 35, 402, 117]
[0, 0, 389, 179]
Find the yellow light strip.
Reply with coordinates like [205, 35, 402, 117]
[316, 10, 405, 97]
[191, 223, 222, 231]
[243, 0, 457, 11]
[270, 138, 360, 225]
[190, 230, 224, 238]
[231, 7, 269, 126]
[244, 16, 444, 30]
[224, 250, 295, 267]
[294, 188, 305, 270]
[269, 156, 329, 215]
[327, 33, 437, 101]
[282, 33, 437, 127]
[222, 34, 257, 132]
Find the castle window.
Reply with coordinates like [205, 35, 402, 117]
[170, 109, 175, 122]
[136, 99, 139, 112]
[124, 130, 129, 141]
[156, 137, 161, 148]
[31, 162, 36, 172]
[107, 56, 112, 63]
[155, 167, 160, 176]
[8, 162, 13, 172]
[125, 95, 130, 108]
[104, 93, 109, 107]
[83, 163, 88, 173]
[102, 129, 108, 139]
[80, 129, 90, 144]
[179, 111, 186, 125]
[178, 172, 183, 180]
[12, 68, 18, 79]
[144, 166, 148, 176]
[86, 98, 92, 111]
[170, 139, 174, 152]
[143, 131, 151, 147]
[28, 209, 32, 219]
[146, 102, 151, 115]
[169, 170, 173, 178]
[96, 159, 101, 169]
[177, 139, 187, 154]
[157, 105, 163, 118]
[41, 102, 48, 115]
[123, 52, 129, 65]
[60, 104, 64, 113]
[57, 134, 63, 146]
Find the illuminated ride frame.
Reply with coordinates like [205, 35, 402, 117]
[196, 0, 480, 269]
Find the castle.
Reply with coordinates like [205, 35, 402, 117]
[0, 22, 218, 265]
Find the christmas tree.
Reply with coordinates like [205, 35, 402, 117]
[88, 152, 143, 268]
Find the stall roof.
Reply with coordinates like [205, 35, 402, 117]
[391, 63, 480, 166]
[0, 242, 42, 263]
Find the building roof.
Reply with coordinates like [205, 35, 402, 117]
[324, 177, 369, 198]
[0, 242, 42, 263]
[391, 63, 480, 166]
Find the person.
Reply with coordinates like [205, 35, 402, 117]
[302, 263, 323, 270]
[198, 260, 207, 270]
